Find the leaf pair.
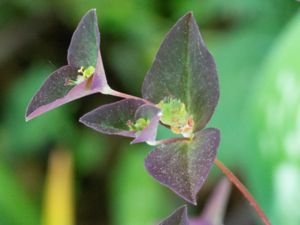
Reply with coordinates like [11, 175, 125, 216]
[25, 9, 110, 121]
[141, 12, 220, 204]
[25, 9, 220, 205]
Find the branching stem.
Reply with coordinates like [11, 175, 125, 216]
[214, 158, 271, 225]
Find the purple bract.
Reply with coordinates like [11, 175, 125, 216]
[26, 9, 110, 121]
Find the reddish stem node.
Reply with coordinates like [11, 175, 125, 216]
[214, 158, 271, 225]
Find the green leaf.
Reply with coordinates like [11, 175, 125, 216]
[249, 11, 300, 225]
[0, 161, 39, 225]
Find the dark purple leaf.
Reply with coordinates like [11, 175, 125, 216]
[79, 99, 160, 143]
[142, 12, 219, 132]
[67, 9, 108, 91]
[26, 9, 110, 121]
[25, 65, 99, 120]
[145, 128, 220, 205]
[190, 178, 231, 225]
[158, 205, 189, 225]
[67, 9, 100, 69]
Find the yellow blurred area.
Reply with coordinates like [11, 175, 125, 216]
[42, 150, 74, 225]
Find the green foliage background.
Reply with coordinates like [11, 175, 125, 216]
[0, 1, 299, 225]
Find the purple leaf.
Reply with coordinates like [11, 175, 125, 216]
[26, 65, 98, 120]
[190, 178, 231, 225]
[158, 179, 230, 225]
[67, 9, 108, 90]
[26, 9, 109, 121]
[67, 9, 109, 90]
[158, 205, 189, 225]
[79, 99, 160, 143]
[131, 104, 161, 144]
[67, 9, 100, 69]
[142, 12, 219, 132]
[145, 128, 220, 205]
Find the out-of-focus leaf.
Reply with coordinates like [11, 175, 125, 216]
[74, 132, 109, 174]
[145, 128, 220, 205]
[158, 205, 189, 225]
[80, 99, 160, 143]
[0, 161, 39, 225]
[110, 144, 174, 225]
[142, 12, 219, 132]
[203, 0, 297, 168]
[159, 178, 231, 225]
[54, 0, 157, 33]
[42, 150, 74, 225]
[248, 10, 300, 225]
[190, 178, 231, 225]
[10, 0, 51, 15]
[26, 9, 109, 121]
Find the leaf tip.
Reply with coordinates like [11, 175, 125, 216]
[180, 193, 198, 206]
[183, 11, 196, 23]
[87, 8, 97, 16]
[186, 11, 193, 18]
[25, 102, 36, 121]
[25, 115, 30, 122]
[78, 115, 85, 124]
[159, 205, 189, 225]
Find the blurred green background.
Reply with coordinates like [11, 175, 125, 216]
[0, 1, 299, 225]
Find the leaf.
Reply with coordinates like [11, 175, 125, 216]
[26, 9, 109, 121]
[249, 11, 300, 225]
[142, 12, 219, 132]
[25, 66, 97, 120]
[190, 178, 231, 225]
[79, 99, 160, 143]
[145, 128, 220, 205]
[158, 205, 189, 225]
[0, 161, 40, 225]
[158, 179, 230, 225]
[67, 8, 100, 68]
[67, 8, 108, 90]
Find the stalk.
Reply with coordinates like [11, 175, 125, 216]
[214, 158, 271, 225]
[109, 89, 154, 105]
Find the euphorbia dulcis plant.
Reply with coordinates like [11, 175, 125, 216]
[25, 9, 271, 225]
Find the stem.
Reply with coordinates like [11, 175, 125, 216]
[214, 158, 271, 225]
[109, 89, 154, 105]
[147, 137, 190, 146]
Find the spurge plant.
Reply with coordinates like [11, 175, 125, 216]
[25, 9, 271, 225]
